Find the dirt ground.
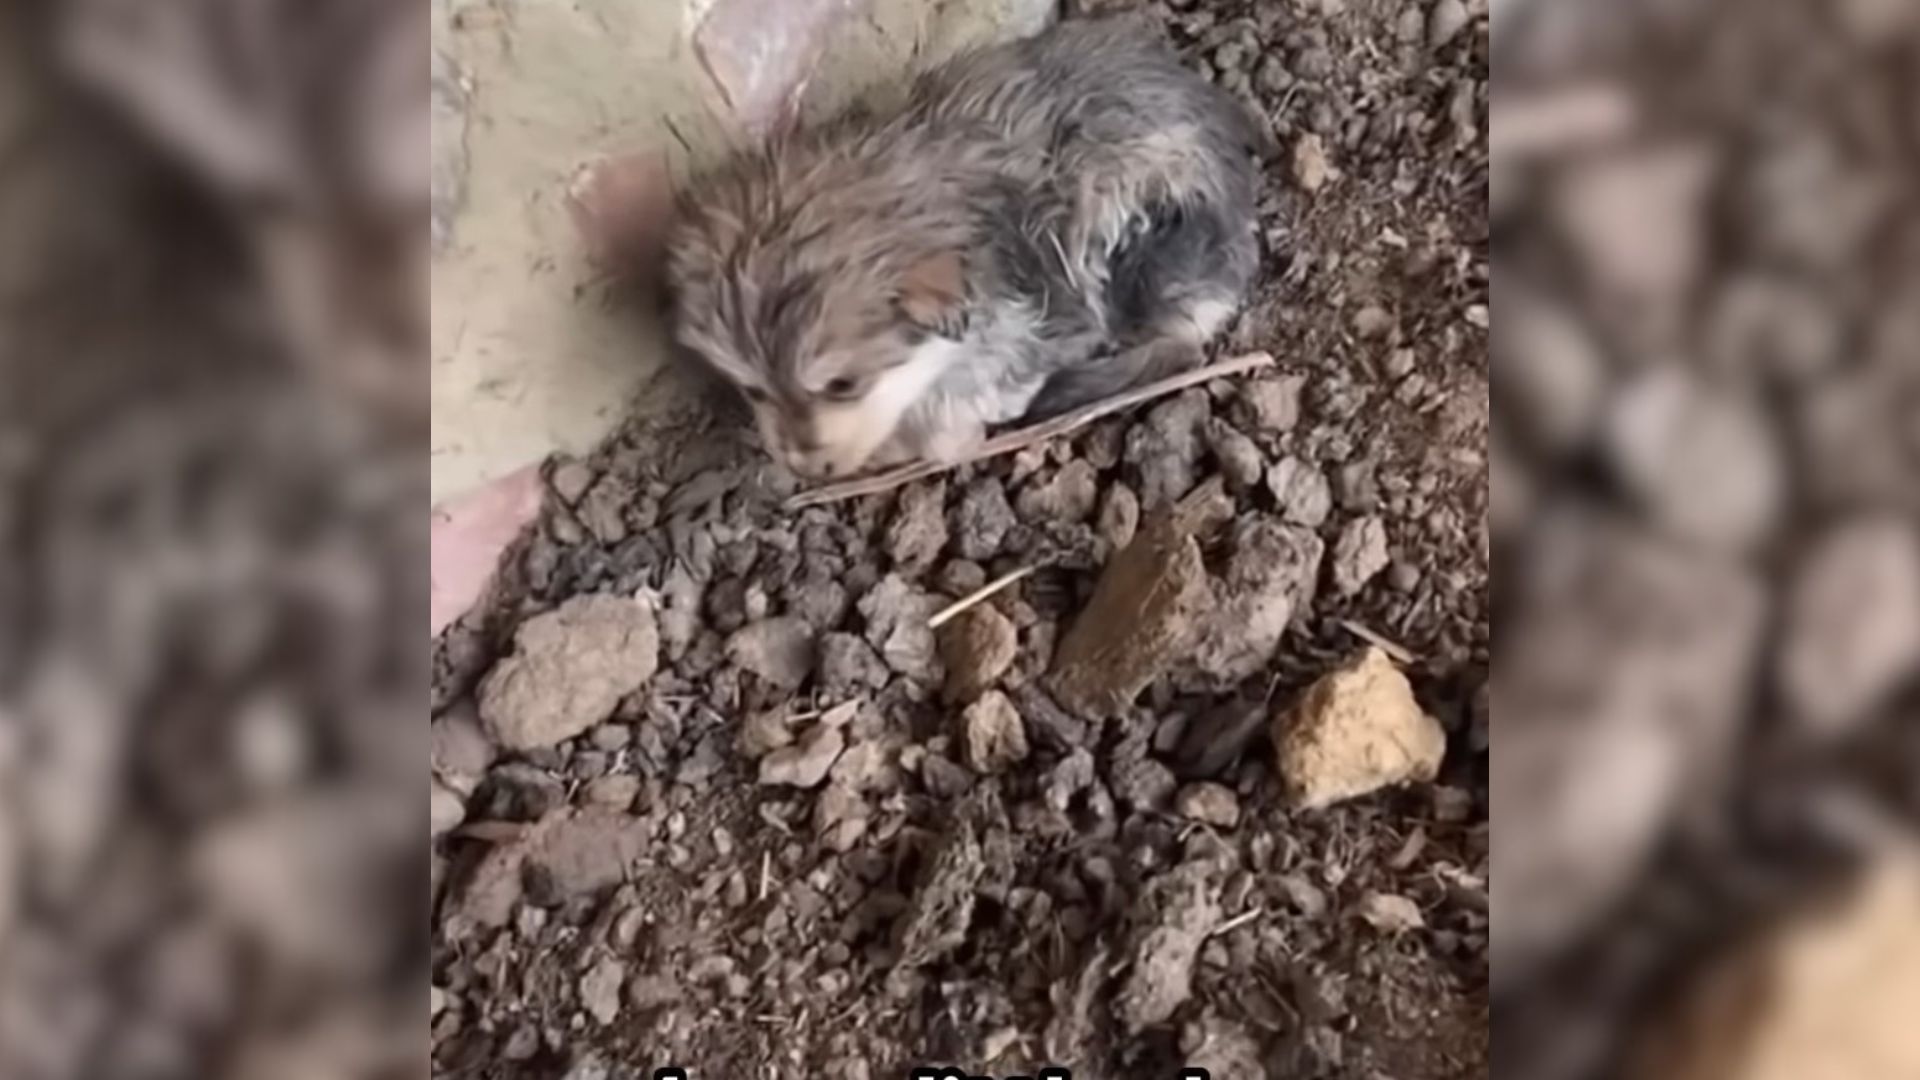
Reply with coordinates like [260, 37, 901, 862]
[429, 1, 1490, 1076]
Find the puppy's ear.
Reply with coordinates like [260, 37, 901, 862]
[894, 252, 969, 337]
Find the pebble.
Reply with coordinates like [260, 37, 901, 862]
[1427, 0, 1471, 49]
[1097, 484, 1142, 552]
[1206, 419, 1266, 490]
[1241, 375, 1304, 434]
[1293, 133, 1331, 192]
[583, 775, 642, 811]
[579, 957, 627, 1025]
[885, 481, 949, 571]
[1268, 457, 1333, 528]
[961, 690, 1030, 774]
[725, 617, 817, 689]
[818, 632, 892, 694]
[1602, 368, 1783, 551]
[1358, 892, 1425, 933]
[1016, 460, 1101, 523]
[758, 725, 845, 788]
[1175, 782, 1242, 828]
[1331, 516, 1390, 596]
[1781, 517, 1920, 736]
[430, 779, 466, 838]
[952, 479, 1018, 561]
[939, 604, 1020, 703]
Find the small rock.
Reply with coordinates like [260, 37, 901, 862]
[898, 812, 993, 969]
[561, 1058, 610, 1080]
[1206, 419, 1265, 489]
[1124, 390, 1212, 508]
[431, 706, 496, 796]
[1427, 0, 1471, 48]
[550, 461, 594, 504]
[1175, 783, 1241, 828]
[788, 574, 851, 632]
[758, 724, 845, 789]
[578, 475, 634, 544]
[885, 482, 949, 571]
[1780, 517, 1920, 736]
[936, 559, 989, 597]
[1274, 873, 1329, 919]
[583, 775, 642, 811]
[627, 973, 679, 1011]
[1330, 516, 1390, 596]
[814, 783, 870, 847]
[479, 595, 660, 751]
[830, 736, 899, 794]
[1274, 648, 1446, 810]
[1116, 858, 1223, 1033]
[1097, 484, 1142, 553]
[1111, 754, 1178, 812]
[1050, 491, 1220, 717]
[580, 957, 627, 1025]
[818, 632, 892, 695]
[588, 723, 630, 751]
[1190, 517, 1323, 683]
[1255, 55, 1293, 96]
[726, 616, 816, 689]
[939, 605, 1020, 703]
[1267, 457, 1332, 528]
[1016, 460, 1101, 522]
[1293, 133, 1331, 193]
[430, 779, 466, 838]
[1239, 375, 1304, 434]
[1602, 368, 1783, 551]
[1555, 143, 1715, 307]
[737, 709, 795, 758]
[859, 575, 945, 685]
[1500, 288, 1608, 455]
[961, 691, 1029, 774]
[1352, 304, 1393, 339]
[953, 479, 1018, 561]
[1358, 893, 1425, 934]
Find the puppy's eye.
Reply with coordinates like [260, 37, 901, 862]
[821, 376, 865, 400]
[740, 386, 770, 404]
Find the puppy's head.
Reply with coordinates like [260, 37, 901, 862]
[666, 171, 970, 479]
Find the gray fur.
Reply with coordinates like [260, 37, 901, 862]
[666, 19, 1261, 477]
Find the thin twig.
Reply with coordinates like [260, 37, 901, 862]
[927, 564, 1042, 629]
[785, 351, 1276, 509]
[1209, 906, 1267, 940]
[1338, 618, 1417, 665]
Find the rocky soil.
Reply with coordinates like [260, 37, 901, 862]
[430, 1, 1490, 1077]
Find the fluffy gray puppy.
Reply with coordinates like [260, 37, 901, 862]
[668, 19, 1262, 479]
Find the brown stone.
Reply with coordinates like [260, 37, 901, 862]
[939, 604, 1019, 703]
[1048, 484, 1225, 717]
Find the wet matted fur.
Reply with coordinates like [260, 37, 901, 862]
[666, 19, 1262, 479]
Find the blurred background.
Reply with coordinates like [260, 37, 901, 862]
[1493, 0, 1919, 1077]
[0, 1, 424, 1078]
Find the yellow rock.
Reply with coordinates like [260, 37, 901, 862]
[1273, 647, 1446, 810]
